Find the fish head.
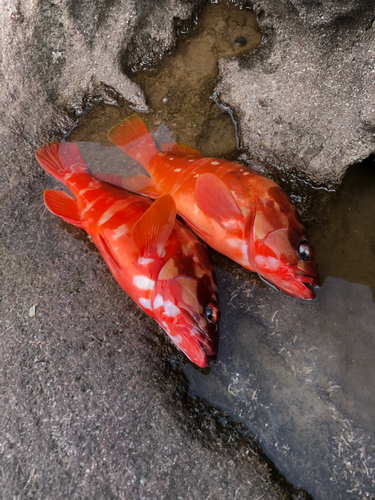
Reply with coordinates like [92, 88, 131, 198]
[247, 189, 319, 300]
[152, 248, 220, 368]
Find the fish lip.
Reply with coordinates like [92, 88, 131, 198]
[180, 316, 217, 356]
[293, 273, 320, 287]
[258, 273, 319, 299]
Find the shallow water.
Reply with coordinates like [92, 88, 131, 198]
[65, 1, 375, 498]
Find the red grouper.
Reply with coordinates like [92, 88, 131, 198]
[36, 142, 220, 368]
[105, 114, 319, 300]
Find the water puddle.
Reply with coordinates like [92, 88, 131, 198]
[63, 1, 375, 498]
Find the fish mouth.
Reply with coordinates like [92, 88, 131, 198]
[293, 272, 320, 287]
[258, 273, 319, 300]
[167, 315, 217, 368]
[182, 317, 217, 357]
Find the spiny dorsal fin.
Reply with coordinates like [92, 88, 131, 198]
[44, 190, 86, 228]
[132, 194, 176, 258]
[160, 143, 203, 158]
[195, 173, 244, 231]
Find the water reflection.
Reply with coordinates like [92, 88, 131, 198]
[311, 158, 375, 301]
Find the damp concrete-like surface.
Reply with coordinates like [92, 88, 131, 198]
[2, 0, 375, 498]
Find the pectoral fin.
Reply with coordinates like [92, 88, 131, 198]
[195, 173, 243, 230]
[132, 194, 176, 258]
[44, 190, 86, 228]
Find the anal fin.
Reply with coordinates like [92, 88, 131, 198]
[44, 190, 86, 228]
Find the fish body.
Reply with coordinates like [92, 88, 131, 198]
[36, 142, 220, 368]
[106, 115, 319, 300]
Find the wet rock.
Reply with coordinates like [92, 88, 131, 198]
[234, 35, 247, 46]
[0, 0, 296, 499]
[217, 0, 375, 188]
[1, 0, 205, 149]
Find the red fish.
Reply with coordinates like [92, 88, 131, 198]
[104, 114, 319, 300]
[36, 142, 220, 368]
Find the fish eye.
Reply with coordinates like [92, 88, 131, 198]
[298, 240, 313, 261]
[204, 302, 219, 324]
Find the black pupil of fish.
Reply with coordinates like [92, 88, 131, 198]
[298, 242, 312, 261]
[205, 303, 216, 323]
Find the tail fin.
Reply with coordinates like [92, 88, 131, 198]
[36, 142, 88, 182]
[107, 114, 159, 174]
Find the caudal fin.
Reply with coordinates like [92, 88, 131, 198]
[36, 142, 88, 182]
[107, 114, 159, 174]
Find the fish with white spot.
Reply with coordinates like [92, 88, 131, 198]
[36, 142, 220, 368]
[101, 114, 319, 300]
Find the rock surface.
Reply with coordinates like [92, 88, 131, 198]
[217, 0, 375, 188]
[0, 0, 300, 498]
[1, 0, 374, 498]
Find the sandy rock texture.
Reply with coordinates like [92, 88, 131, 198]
[217, 0, 375, 188]
[0, 1, 302, 499]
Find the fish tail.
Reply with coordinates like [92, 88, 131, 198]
[36, 142, 88, 182]
[107, 114, 159, 174]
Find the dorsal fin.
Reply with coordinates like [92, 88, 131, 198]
[132, 195, 176, 258]
[195, 173, 244, 231]
[160, 143, 203, 158]
[44, 190, 86, 228]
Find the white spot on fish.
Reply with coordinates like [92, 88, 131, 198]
[188, 159, 194, 162]
[161, 321, 170, 334]
[164, 300, 181, 317]
[133, 275, 155, 290]
[138, 256, 154, 265]
[112, 224, 128, 240]
[241, 243, 248, 261]
[227, 238, 239, 248]
[211, 161, 220, 165]
[174, 168, 182, 173]
[244, 172, 249, 176]
[139, 297, 152, 310]
[172, 334, 183, 346]
[153, 294, 163, 309]
[169, 157, 174, 160]
[79, 181, 101, 196]
[82, 195, 105, 215]
[64, 173, 73, 180]
[255, 255, 280, 271]
[98, 200, 128, 226]
[193, 173, 199, 178]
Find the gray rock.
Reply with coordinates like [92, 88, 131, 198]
[0, 0, 298, 498]
[216, 0, 375, 188]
